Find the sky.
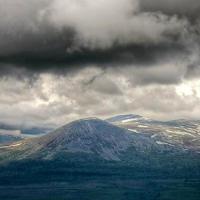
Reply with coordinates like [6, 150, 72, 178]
[0, 0, 200, 129]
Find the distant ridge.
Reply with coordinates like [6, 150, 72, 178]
[106, 114, 143, 123]
[0, 116, 199, 167]
[0, 118, 138, 161]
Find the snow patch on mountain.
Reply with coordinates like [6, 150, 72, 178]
[156, 141, 174, 146]
[106, 114, 143, 123]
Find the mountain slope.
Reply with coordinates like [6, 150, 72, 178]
[0, 118, 180, 163]
[110, 114, 200, 152]
[28, 118, 136, 161]
[0, 118, 145, 161]
[0, 133, 23, 145]
[0, 118, 200, 199]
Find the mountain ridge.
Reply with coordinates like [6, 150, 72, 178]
[0, 117, 183, 163]
[0, 116, 199, 166]
[0, 118, 137, 161]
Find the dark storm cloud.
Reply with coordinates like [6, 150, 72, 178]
[140, 0, 200, 18]
[0, 0, 197, 76]
[0, 43, 186, 73]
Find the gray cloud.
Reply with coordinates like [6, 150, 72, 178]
[0, 66, 199, 129]
[141, 0, 200, 18]
[0, 0, 200, 128]
[0, 0, 198, 75]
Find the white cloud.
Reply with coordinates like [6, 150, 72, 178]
[42, 0, 188, 49]
[0, 0, 190, 54]
[0, 66, 200, 128]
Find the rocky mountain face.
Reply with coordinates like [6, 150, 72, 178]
[109, 115, 200, 153]
[0, 116, 199, 168]
[0, 118, 182, 163]
[25, 118, 136, 161]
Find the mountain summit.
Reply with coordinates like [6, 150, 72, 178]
[31, 118, 135, 160]
[1, 118, 142, 161]
[0, 118, 191, 164]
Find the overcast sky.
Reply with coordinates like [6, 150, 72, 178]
[0, 0, 200, 129]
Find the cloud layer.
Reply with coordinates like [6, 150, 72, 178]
[0, 0, 198, 70]
[0, 66, 200, 129]
[0, 0, 200, 128]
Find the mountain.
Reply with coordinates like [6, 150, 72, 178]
[0, 118, 182, 164]
[0, 133, 23, 145]
[0, 122, 52, 136]
[22, 118, 135, 161]
[0, 117, 200, 200]
[21, 127, 53, 135]
[0, 134, 22, 145]
[0, 117, 199, 170]
[109, 114, 200, 152]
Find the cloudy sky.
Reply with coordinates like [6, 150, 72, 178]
[0, 0, 200, 129]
